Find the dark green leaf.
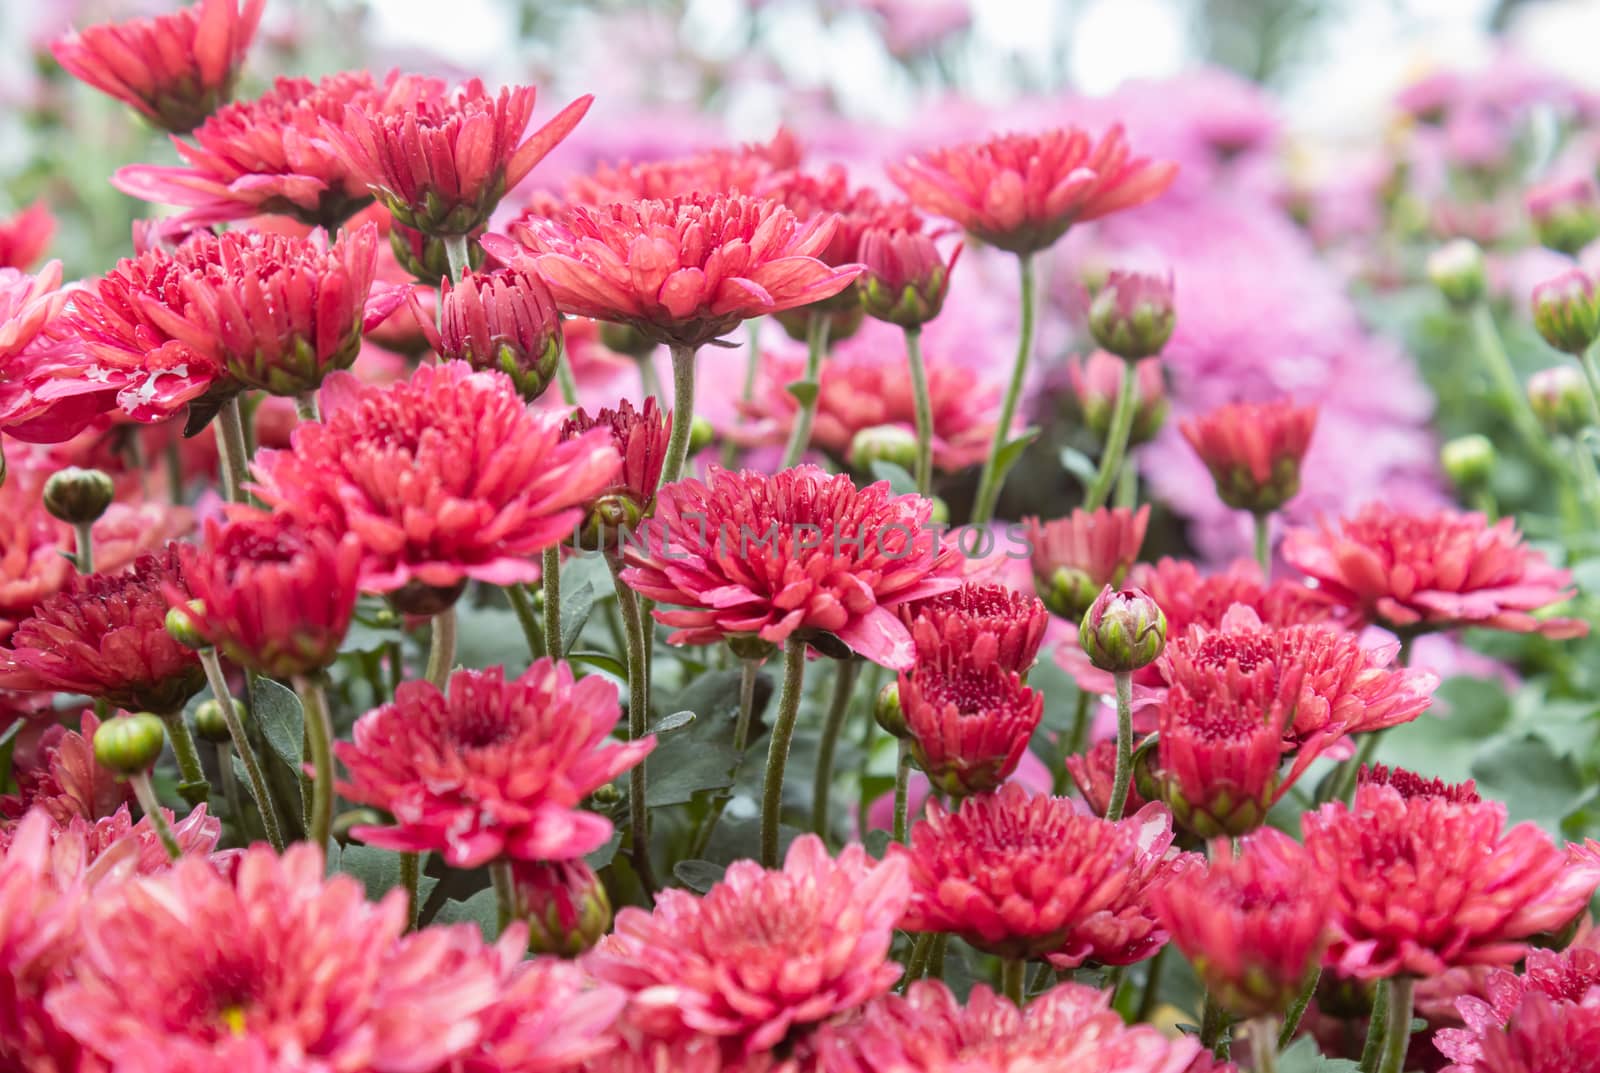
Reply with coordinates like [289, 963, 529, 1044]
[454, 608, 535, 673]
[672, 859, 726, 893]
[867, 460, 917, 496]
[559, 576, 596, 657]
[1277, 1036, 1359, 1073]
[991, 426, 1041, 480]
[1376, 675, 1509, 785]
[645, 737, 738, 806]
[785, 379, 819, 407]
[337, 843, 440, 905]
[1473, 735, 1590, 831]
[586, 830, 620, 870]
[250, 676, 304, 770]
[568, 650, 628, 678]
[650, 710, 696, 736]
[434, 889, 499, 942]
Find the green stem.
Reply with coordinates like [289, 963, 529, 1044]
[893, 740, 912, 843]
[1136, 944, 1168, 1022]
[734, 658, 760, 753]
[760, 639, 808, 867]
[198, 648, 283, 851]
[1377, 977, 1414, 1073]
[442, 234, 471, 283]
[609, 558, 655, 895]
[73, 521, 94, 575]
[1577, 340, 1600, 424]
[215, 395, 252, 505]
[425, 606, 457, 690]
[160, 710, 209, 805]
[399, 851, 420, 930]
[903, 326, 934, 495]
[295, 392, 320, 423]
[1083, 361, 1140, 510]
[1106, 671, 1134, 821]
[1279, 968, 1321, 1049]
[294, 674, 335, 850]
[1254, 512, 1272, 576]
[217, 741, 243, 832]
[928, 933, 948, 981]
[130, 772, 181, 860]
[1201, 993, 1232, 1057]
[811, 660, 861, 838]
[1358, 977, 1391, 1073]
[1001, 958, 1027, 1005]
[1251, 1017, 1282, 1073]
[507, 584, 546, 659]
[781, 312, 832, 468]
[1067, 690, 1092, 757]
[903, 932, 937, 985]
[660, 344, 698, 486]
[165, 438, 185, 505]
[490, 857, 517, 933]
[1332, 729, 1385, 805]
[542, 547, 562, 657]
[1570, 433, 1600, 528]
[971, 253, 1037, 523]
[1468, 303, 1548, 459]
[556, 342, 580, 407]
[1115, 451, 1139, 507]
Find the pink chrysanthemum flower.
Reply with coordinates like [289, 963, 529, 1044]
[620, 465, 963, 669]
[1436, 942, 1600, 1072]
[171, 512, 362, 680]
[562, 397, 673, 540]
[1023, 505, 1150, 621]
[1067, 351, 1168, 448]
[1, 711, 127, 826]
[325, 80, 591, 237]
[0, 203, 55, 272]
[51, 0, 265, 134]
[586, 835, 909, 1055]
[556, 130, 803, 208]
[858, 225, 961, 328]
[46, 843, 519, 1073]
[0, 548, 204, 714]
[114, 71, 448, 228]
[893, 781, 1167, 959]
[0, 263, 95, 444]
[1067, 739, 1151, 818]
[250, 361, 619, 604]
[448, 952, 626, 1073]
[491, 193, 862, 348]
[1181, 398, 1318, 514]
[1282, 504, 1588, 639]
[0, 811, 88, 1073]
[733, 338, 1002, 472]
[888, 127, 1178, 254]
[898, 581, 1049, 674]
[337, 661, 653, 868]
[804, 979, 1200, 1073]
[1302, 766, 1599, 980]
[897, 641, 1043, 797]
[425, 266, 565, 400]
[1153, 827, 1331, 1019]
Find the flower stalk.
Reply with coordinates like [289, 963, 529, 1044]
[294, 673, 335, 850]
[761, 638, 808, 867]
[198, 646, 284, 850]
[660, 344, 698, 486]
[971, 253, 1036, 523]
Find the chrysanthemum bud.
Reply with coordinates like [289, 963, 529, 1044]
[688, 415, 716, 456]
[874, 680, 908, 739]
[1079, 586, 1166, 673]
[775, 303, 864, 345]
[388, 578, 467, 617]
[1088, 270, 1175, 360]
[438, 268, 563, 402]
[515, 859, 613, 957]
[192, 697, 236, 743]
[1024, 507, 1149, 622]
[1427, 239, 1486, 308]
[858, 228, 960, 328]
[728, 634, 779, 663]
[165, 601, 209, 650]
[42, 466, 115, 525]
[1180, 399, 1317, 514]
[1068, 352, 1168, 447]
[598, 320, 657, 358]
[1528, 366, 1593, 436]
[848, 424, 919, 472]
[1527, 177, 1600, 256]
[1440, 434, 1496, 488]
[389, 223, 485, 285]
[1531, 269, 1600, 356]
[93, 712, 167, 774]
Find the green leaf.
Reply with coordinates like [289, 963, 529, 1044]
[785, 379, 819, 407]
[337, 843, 440, 905]
[434, 889, 498, 942]
[1277, 1035, 1359, 1073]
[454, 608, 536, 673]
[649, 710, 696, 736]
[1376, 675, 1509, 785]
[672, 859, 726, 893]
[1473, 735, 1590, 831]
[586, 830, 621, 870]
[867, 460, 917, 496]
[991, 426, 1041, 481]
[1058, 446, 1098, 485]
[559, 575, 596, 657]
[250, 676, 304, 770]
[645, 737, 738, 807]
[568, 650, 628, 678]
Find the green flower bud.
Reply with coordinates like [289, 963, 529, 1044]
[43, 467, 115, 526]
[1427, 239, 1486, 308]
[1079, 586, 1166, 673]
[93, 712, 167, 774]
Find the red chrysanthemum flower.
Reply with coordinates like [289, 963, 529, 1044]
[251, 361, 619, 602]
[1180, 398, 1318, 514]
[1302, 766, 1599, 980]
[1067, 351, 1168, 448]
[1, 711, 127, 827]
[114, 71, 448, 228]
[490, 193, 863, 348]
[0, 202, 55, 272]
[46, 843, 520, 1073]
[897, 641, 1043, 797]
[553, 129, 803, 208]
[51, 0, 265, 134]
[1436, 942, 1600, 1072]
[1066, 739, 1151, 818]
[893, 782, 1163, 959]
[733, 336, 1003, 473]
[0, 548, 204, 714]
[888, 127, 1178, 254]
[1153, 827, 1331, 1019]
[420, 266, 564, 401]
[324, 79, 591, 237]
[0, 811, 88, 1073]
[562, 397, 673, 542]
[586, 835, 909, 1055]
[1023, 505, 1150, 621]
[1282, 504, 1588, 639]
[898, 581, 1049, 674]
[620, 465, 962, 669]
[0, 263, 97, 444]
[337, 660, 653, 868]
[1158, 604, 1439, 748]
[803, 978, 1200, 1073]
[171, 512, 361, 680]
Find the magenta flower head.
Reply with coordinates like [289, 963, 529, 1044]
[1080, 586, 1167, 673]
[1528, 365, 1592, 436]
[898, 581, 1049, 675]
[492, 192, 864, 349]
[1153, 827, 1331, 1019]
[429, 266, 563, 401]
[1088, 270, 1176, 360]
[561, 398, 673, 545]
[858, 226, 961, 328]
[1181, 397, 1318, 514]
[889, 127, 1178, 255]
[326, 80, 592, 237]
[337, 661, 653, 868]
[1527, 175, 1600, 255]
[1531, 268, 1600, 356]
[169, 512, 361, 680]
[1023, 505, 1150, 621]
[1068, 351, 1168, 447]
[897, 641, 1043, 797]
[1155, 673, 1296, 839]
[51, 0, 266, 134]
[0, 202, 56, 273]
[513, 859, 612, 958]
[620, 465, 963, 669]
